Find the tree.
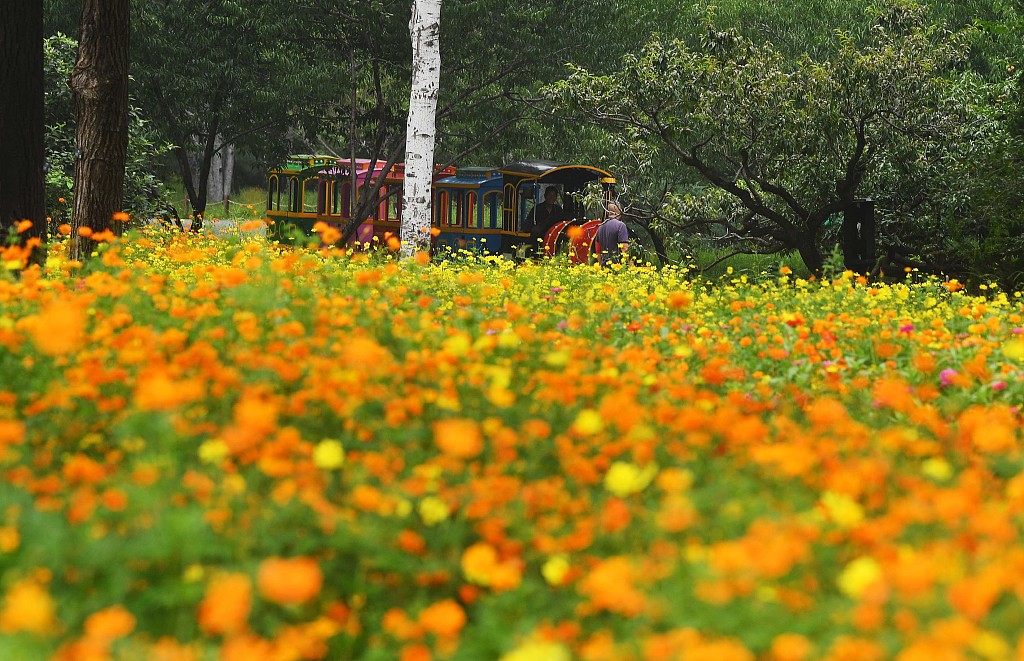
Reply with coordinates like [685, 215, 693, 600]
[45, 34, 170, 227]
[546, 1, 976, 274]
[132, 0, 330, 217]
[400, 0, 442, 256]
[0, 0, 47, 261]
[71, 0, 130, 261]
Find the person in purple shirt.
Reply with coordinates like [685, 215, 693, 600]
[595, 200, 629, 267]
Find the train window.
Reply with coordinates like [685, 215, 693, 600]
[267, 176, 278, 211]
[503, 184, 515, 232]
[317, 180, 328, 215]
[449, 191, 462, 227]
[466, 192, 477, 229]
[334, 182, 351, 216]
[287, 177, 299, 213]
[438, 191, 449, 226]
[302, 179, 319, 213]
[518, 185, 538, 232]
[482, 192, 500, 229]
[389, 191, 401, 223]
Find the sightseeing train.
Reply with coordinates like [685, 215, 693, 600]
[265, 154, 657, 263]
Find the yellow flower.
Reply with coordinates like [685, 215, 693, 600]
[223, 474, 246, 496]
[198, 439, 229, 464]
[545, 351, 570, 367]
[418, 496, 449, 526]
[443, 333, 472, 356]
[921, 457, 953, 482]
[500, 640, 572, 661]
[837, 556, 882, 598]
[820, 491, 864, 528]
[572, 409, 604, 436]
[541, 555, 570, 586]
[313, 439, 345, 470]
[1002, 339, 1024, 361]
[604, 461, 658, 497]
[183, 564, 205, 583]
[0, 526, 19, 553]
[971, 631, 1011, 660]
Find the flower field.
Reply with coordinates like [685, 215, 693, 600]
[2, 228, 1024, 660]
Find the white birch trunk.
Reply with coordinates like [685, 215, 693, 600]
[222, 143, 235, 213]
[400, 0, 442, 257]
[206, 134, 224, 206]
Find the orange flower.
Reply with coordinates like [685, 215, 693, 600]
[578, 557, 646, 616]
[198, 573, 251, 635]
[383, 608, 423, 640]
[0, 577, 59, 635]
[257, 556, 323, 605]
[101, 488, 128, 511]
[401, 643, 433, 661]
[461, 543, 499, 585]
[667, 290, 694, 310]
[460, 543, 522, 590]
[29, 300, 86, 356]
[768, 633, 813, 661]
[113, 211, 130, 222]
[398, 529, 427, 555]
[220, 634, 274, 661]
[434, 418, 483, 459]
[0, 419, 25, 446]
[134, 372, 204, 411]
[62, 454, 106, 484]
[418, 599, 466, 639]
[84, 605, 136, 642]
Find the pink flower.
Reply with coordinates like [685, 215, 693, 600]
[939, 369, 958, 387]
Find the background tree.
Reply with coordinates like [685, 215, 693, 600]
[0, 0, 47, 261]
[131, 0, 335, 217]
[71, 0, 130, 260]
[546, 1, 977, 274]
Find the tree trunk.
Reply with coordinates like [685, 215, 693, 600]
[222, 142, 234, 214]
[796, 238, 825, 277]
[206, 136, 224, 208]
[70, 0, 130, 261]
[400, 0, 442, 257]
[0, 1, 47, 265]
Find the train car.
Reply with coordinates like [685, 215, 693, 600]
[266, 155, 642, 264]
[266, 154, 441, 246]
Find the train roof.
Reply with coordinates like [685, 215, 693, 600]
[498, 160, 614, 184]
[436, 172, 501, 186]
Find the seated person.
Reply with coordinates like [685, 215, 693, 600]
[523, 186, 563, 256]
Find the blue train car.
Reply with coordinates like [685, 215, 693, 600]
[433, 160, 616, 259]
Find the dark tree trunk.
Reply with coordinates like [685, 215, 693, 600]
[796, 238, 825, 277]
[0, 0, 47, 265]
[70, 0, 129, 261]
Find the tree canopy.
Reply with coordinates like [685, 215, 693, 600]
[545, 1, 993, 274]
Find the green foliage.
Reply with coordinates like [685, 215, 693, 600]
[43, 34, 172, 224]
